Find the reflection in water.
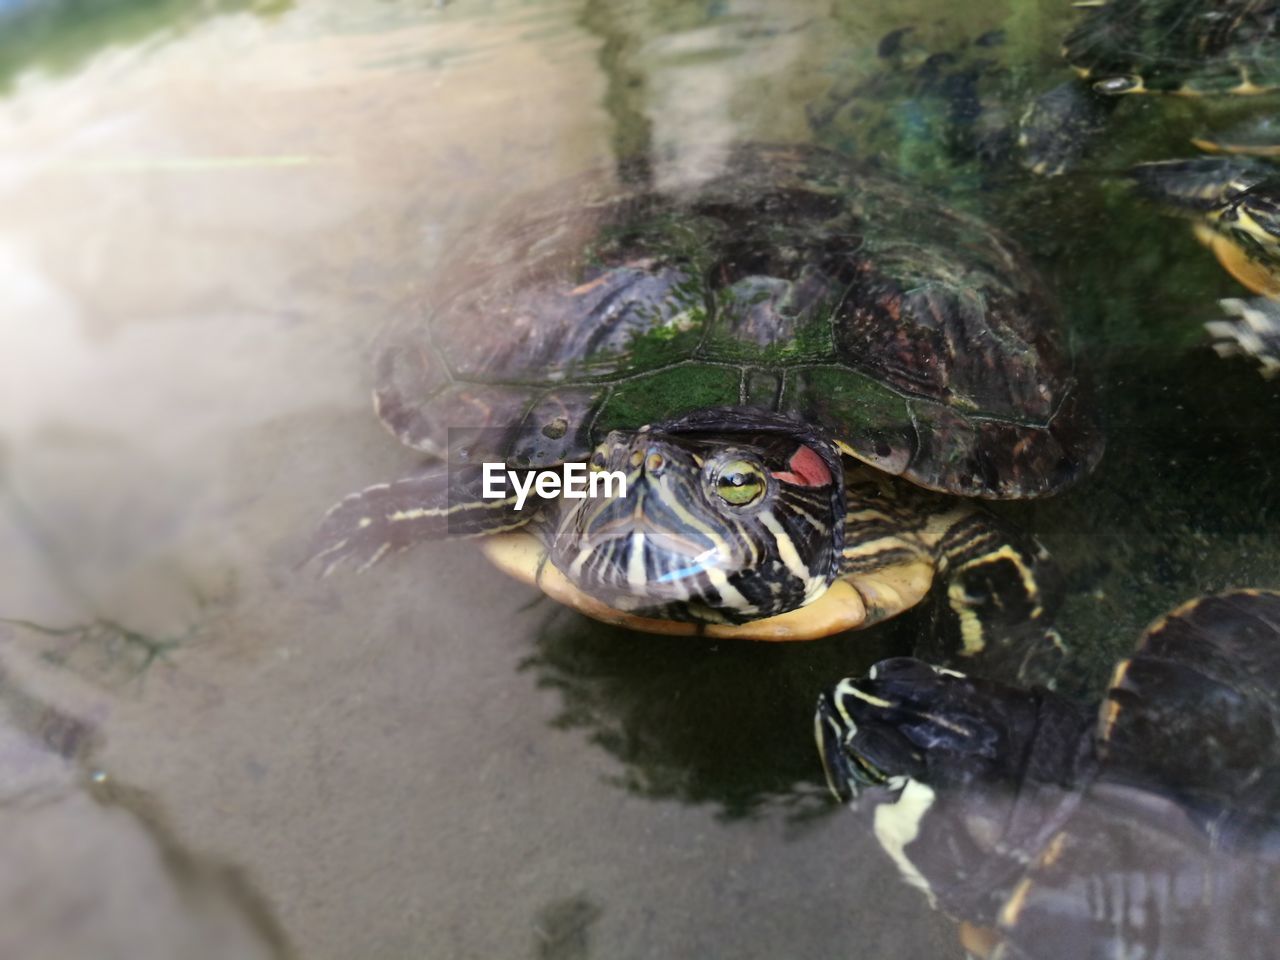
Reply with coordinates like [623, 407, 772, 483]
[579, 0, 857, 186]
[523, 605, 902, 818]
[818, 591, 1280, 959]
[0, 479, 223, 691]
[577, 0, 652, 175]
[0, 0, 291, 91]
[0, 655, 291, 960]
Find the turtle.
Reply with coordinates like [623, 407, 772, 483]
[1126, 118, 1280, 376]
[806, 25, 1022, 192]
[309, 143, 1100, 670]
[815, 588, 1280, 959]
[913, 0, 1280, 375]
[1020, 0, 1280, 176]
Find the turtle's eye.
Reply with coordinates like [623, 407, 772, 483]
[590, 448, 608, 471]
[712, 459, 767, 507]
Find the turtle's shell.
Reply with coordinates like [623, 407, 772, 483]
[376, 143, 1099, 499]
[986, 590, 1280, 957]
[1062, 0, 1280, 95]
[817, 590, 1280, 958]
[1097, 589, 1280, 806]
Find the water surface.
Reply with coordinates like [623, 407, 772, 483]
[2, 1, 1278, 957]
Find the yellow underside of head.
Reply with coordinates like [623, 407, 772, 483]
[480, 531, 934, 640]
[1195, 223, 1280, 297]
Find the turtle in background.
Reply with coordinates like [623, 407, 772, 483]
[1020, 0, 1280, 176]
[814, 4, 1280, 181]
[815, 589, 1280, 959]
[1010, 1, 1280, 373]
[1128, 117, 1280, 377]
[308, 143, 1100, 678]
[806, 25, 1021, 192]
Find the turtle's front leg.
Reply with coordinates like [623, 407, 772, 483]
[305, 465, 531, 575]
[837, 472, 1066, 684]
[922, 510, 1066, 686]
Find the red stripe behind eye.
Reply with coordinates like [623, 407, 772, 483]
[770, 444, 832, 488]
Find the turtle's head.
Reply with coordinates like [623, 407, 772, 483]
[1017, 80, 1115, 177]
[815, 658, 1044, 803]
[544, 423, 842, 624]
[1210, 177, 1280, 266]
[816, 660, 1095, 922]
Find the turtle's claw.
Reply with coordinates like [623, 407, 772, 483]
[1208, 298, 1280, 378]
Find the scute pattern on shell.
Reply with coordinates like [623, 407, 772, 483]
[373, 143, 1100, 499]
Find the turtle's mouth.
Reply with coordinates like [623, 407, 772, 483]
[815, 688, 898, 803]
[548, 438, 765, 622]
